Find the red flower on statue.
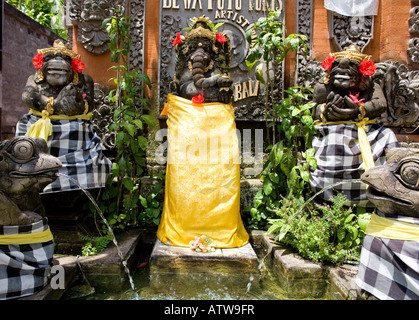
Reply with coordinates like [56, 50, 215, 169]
[33, 53, 44, 69]
[359, 59, 376, 76]
[216, 33, 227, 44]
[321, 55, 336, 70]
[192, 92, 205, 104]
[71, 58, 85, 73]
[171, 32, 183, 47]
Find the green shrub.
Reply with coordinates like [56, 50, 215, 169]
[267, 193, 371, 265]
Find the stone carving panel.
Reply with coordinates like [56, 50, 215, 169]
[68, 0, 125, 55]
[296, 0, 313, 86]
[92, 83, 116, 152]
[159, 0, 285, 121]
[329, 12, 374, 52]
[408, 5, 419, 69]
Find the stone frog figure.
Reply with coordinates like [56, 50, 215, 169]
[0, 136, 62, 225]
[0, 136, 61, 300]
[169, 16, 233, 104]
[15, 40, 111, 194]
[355, 148, 419, 300]
[309, 45, 399, 207]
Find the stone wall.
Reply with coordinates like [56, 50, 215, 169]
[1, 2, 63, 140]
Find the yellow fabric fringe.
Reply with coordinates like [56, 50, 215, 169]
[156, 94, 249, 248]
[0, 228, 53, 245]
[366, 214, 419, 241]
[315, 118, 377, 170]
[26, 109, 93, 141]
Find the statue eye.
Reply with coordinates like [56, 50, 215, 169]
[399, 161, 419, 188]
[12, 140, 34, 161]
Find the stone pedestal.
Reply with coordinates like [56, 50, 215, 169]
[149, 239, 260, 298]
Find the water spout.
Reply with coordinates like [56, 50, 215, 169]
[55, 173, 137, 294]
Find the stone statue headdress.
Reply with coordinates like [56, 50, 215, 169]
[32, 40, 85, 85]
[321, 45, 377, 84]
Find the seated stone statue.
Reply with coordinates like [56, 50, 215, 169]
[309, 45, 399, 207]
[356, 148, 419, 300]
[15, 40, 111, 193]
[0, 136, 61, 300]
[168, 16, 233, 104]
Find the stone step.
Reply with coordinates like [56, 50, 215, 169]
[149, 239, 260, 296]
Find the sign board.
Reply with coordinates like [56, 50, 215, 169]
[158, 0, 285, 121]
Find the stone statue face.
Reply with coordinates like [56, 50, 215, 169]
[329, 58, 361, 91]
[81, 0, 110, 22]
[44, 55, 73, 87]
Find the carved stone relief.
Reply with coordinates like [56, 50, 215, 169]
[329, 12, 374, 52]
[68, 0, 124, 55]
[296, 0, 314, 86]
[408, 4, 419, 70]
[92, 83, 116, 152]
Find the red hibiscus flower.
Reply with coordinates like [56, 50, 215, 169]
[359, 59, 376, 76]
[71, 58, 85, 73]
[170, 32, 183, 47]
[33, 53, 44, 69]
[192, 92, 205, 104]
[216, 33, 227, 44]
[321, 55, 336, 70]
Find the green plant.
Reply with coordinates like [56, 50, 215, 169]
[266, 193, 371, 265]
[247, 87, 317, 229]
[245, 10, 308, 145]
[89, 11, 157, 234]
[244, 11, 314, 229]
[138, 173, 165, 227]
[7, 0, 67, 39]
[79, 233, 112, 257]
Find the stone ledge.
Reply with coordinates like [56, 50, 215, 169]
[150, 238, 259, 275]
[252, 230, 360, 300]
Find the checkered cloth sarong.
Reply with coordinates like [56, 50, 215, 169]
[0, 218, 54, 300]
[356, 212, 419, 300]
[16, 113, 112, 193]
[309, 122, 398, 207]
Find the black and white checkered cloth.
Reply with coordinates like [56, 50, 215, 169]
[16, 113, 112, 193]
[0, 218, 54, 300]
[309, 122, 399, 207]
[356, 211, 419, 300]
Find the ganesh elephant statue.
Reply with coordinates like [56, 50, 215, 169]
[169, 16, 233, 104]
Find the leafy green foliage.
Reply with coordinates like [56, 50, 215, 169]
[247, 87, 317, 229]
[244, 11, 316, 230]
[79, 233, 112, 257]
[90, 12, 160, 234]
[267, 193, 371, 265]
[6, 0, 67, 39]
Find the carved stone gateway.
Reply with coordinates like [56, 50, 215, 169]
[158, 0, 285, 121]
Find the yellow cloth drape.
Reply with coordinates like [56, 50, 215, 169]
[26, 109, 93, 141]
[315, 118, 377, 170]
[157, 94, 249, 248]
[365, 214, 419, 241]
[0, 228, 53, 245]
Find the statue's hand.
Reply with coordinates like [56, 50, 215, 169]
[324, 93, 358, 121]
[54, 84, 86, 115]
[217, 75, 233, 88]
[218, 88, 233, 104]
